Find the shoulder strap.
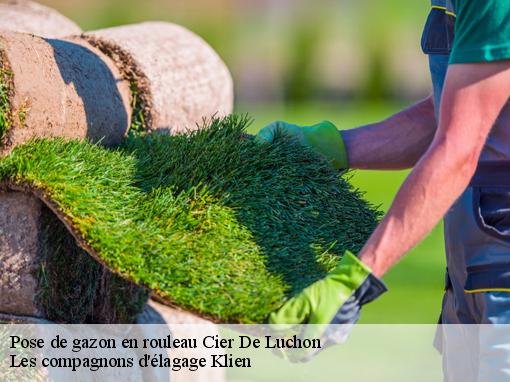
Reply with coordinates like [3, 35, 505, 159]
[431, 0, 456, 17]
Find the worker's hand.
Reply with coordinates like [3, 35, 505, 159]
[256, 120, 349, 170]
[268, 251, 387, 362]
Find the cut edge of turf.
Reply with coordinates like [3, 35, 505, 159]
[0, 46, 14, 149]
[83, 35, 152, 136]
[0, 180, 228, 324]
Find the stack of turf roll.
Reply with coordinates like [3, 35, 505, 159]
[0, 27, 145, 325]
[0, 0, 234, 329]
[0, 3, 233, 381]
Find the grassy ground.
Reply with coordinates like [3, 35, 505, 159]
[241, 102, 445, 323]
[0, 116, 380, 323]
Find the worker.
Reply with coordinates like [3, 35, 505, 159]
[259, 1, 510, 376]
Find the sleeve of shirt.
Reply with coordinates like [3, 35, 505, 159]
[450, 0, 510, 64]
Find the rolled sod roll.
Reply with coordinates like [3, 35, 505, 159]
[0, 31, 131, 154]
[0, 0, 81, 38]
[84, 22, 234, 135]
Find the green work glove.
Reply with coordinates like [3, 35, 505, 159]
[268, 251, 387, 362]
[256, 120, 349, 170]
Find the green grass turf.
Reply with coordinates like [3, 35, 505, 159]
[241, 102, 446, 323]
[0, 115, 380, 323]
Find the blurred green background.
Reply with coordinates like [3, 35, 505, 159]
[39, 0, 444, 323]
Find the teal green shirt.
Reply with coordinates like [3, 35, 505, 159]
[450, 0, 510, 64]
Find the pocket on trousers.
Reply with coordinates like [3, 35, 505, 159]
[465, 264, 510, 293]
[473, 187, 510, 240]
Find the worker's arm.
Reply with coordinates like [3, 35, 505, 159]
[342, 96, 437, 170]
[257, 96, 437, 170]
[268, 62, 510, 361]
[267, 1, 510, 362]
[359, 61, 510, 277]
